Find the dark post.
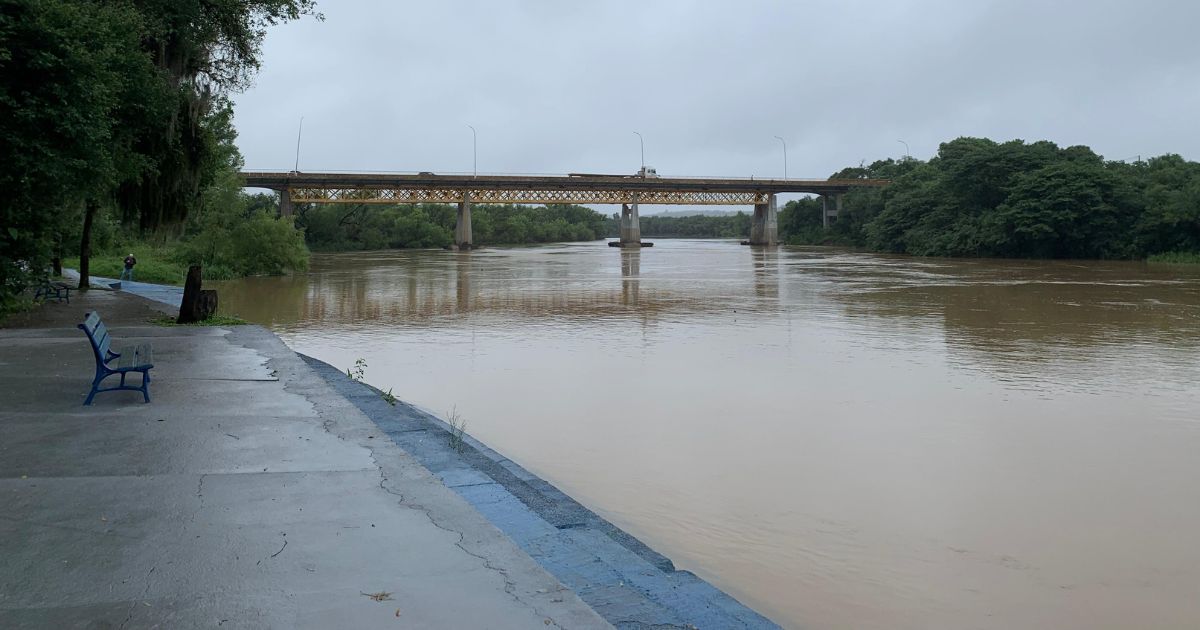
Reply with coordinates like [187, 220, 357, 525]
[177, 265, 218, 324]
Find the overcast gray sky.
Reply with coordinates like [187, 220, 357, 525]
[233, 0, 1200, 182]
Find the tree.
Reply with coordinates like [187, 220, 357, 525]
[0, 0, 153, 296]
[115, 0, 321, 233]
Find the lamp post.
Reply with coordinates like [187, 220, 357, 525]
[467, 125, 477, 178]
[897, 139, 910, 159]
[293, 116, 304, 172]
[632, 131, 645, 173]
[774, 135, 788, 179]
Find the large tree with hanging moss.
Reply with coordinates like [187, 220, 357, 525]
[0, 0, 318, 303]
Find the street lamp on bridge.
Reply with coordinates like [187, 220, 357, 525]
[897, 139, 910, 160]
[633, 131, 645, 172]
[293, 116, 304, 173]
[467, 125, 477, 178]
[774, 135, 788, 179]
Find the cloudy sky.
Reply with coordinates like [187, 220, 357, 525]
[233, 0, 1200, 182]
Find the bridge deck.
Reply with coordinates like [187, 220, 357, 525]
[241, 171, 888, 206]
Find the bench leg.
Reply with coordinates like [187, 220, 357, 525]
[84, 374, 104, 406]
[141, 370, 151, 403]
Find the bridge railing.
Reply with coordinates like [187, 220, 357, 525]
[240, 169, 883, 184]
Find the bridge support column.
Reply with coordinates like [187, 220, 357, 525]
[279, 188, 294, 217]
[821, 193, 842, 228]
[454, 192, 473, 250]
[748, 194, 778, 246]
[618, 195, 642, 247]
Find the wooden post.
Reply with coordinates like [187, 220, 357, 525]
[177, 265, 218, 323]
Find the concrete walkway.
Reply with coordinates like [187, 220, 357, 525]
[0, 290, 610, 629]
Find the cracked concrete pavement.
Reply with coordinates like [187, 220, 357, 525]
[0, 290, 611, 629]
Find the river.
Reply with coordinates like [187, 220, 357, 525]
[214, 239, 1200, 629]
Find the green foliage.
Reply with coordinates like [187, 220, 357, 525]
[0, 0, 151, 301]
[446, 407, 467, 452]
[151, 314, 248, 326]
[0, 0, 316, 306]
[116, 1, 320, 231]
[347, 358, 367, 382]
[176, 209, 309, 278]
[0, 294, 36, 323]
[1147, 251, 1200, 264]
[63, 184, 310, 284]
[636, 213, 753, 238]
[298, 203, 607, 250]
[63, 244, 188, 285]
[780, 139, 1200, 260]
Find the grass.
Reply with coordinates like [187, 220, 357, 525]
[64, 244, 189, 285]
[446, 406, 468, 452]
[150, 314, 249, 327]
[347, 358, 367, 382]
[0, 296, 36, 325]
[1147, 251, 1200, 264]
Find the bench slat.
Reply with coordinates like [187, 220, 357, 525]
[82, 312, 100, 334]
[114, 344, 153, 370]
[96, 331, 110, 358]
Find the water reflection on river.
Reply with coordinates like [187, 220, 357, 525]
[215, 240, 1200, 629]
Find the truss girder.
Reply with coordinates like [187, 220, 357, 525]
[288, 187, 769, 206]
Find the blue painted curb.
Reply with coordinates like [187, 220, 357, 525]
[301, 354, 782, 630]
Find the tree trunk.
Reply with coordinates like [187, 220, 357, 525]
[177, 265, 202, 323]
[177, 265, 217, 323]
[52, 227, 63, 276]
[78, 199, 98, 289]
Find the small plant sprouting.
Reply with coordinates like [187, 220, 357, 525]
[447, 406, 467, 452]
[347, 358, 367, 383]
[381, 387, 397, 406]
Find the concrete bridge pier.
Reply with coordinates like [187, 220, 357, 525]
[821, 193, 843, 228]
[279, 189, 294, 217]
[617, 195, 643, 247]
[620, 249, 640, 306]
[453, 192, 473, 250]
[747, 194, 778, 246]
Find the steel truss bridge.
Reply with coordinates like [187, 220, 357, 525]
[239, 171, 889, 248]
[240, 171, 889, 207]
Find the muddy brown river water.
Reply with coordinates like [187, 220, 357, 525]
[215, 240, 1200, 629]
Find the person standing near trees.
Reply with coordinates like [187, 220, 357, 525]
[121, 253, 137, 281]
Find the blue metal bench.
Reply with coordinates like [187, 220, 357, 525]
[33, 278, 71, 303]
[78, 311, 154, 405]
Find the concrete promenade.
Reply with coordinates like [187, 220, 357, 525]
[0, 288, 610, 628]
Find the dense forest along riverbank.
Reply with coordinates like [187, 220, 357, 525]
[215, 240, 1200, 630]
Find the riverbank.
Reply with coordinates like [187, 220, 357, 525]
[0, 288, 609, 628]
[1, 280, 778, 628]
[304, 356, 778, 628]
